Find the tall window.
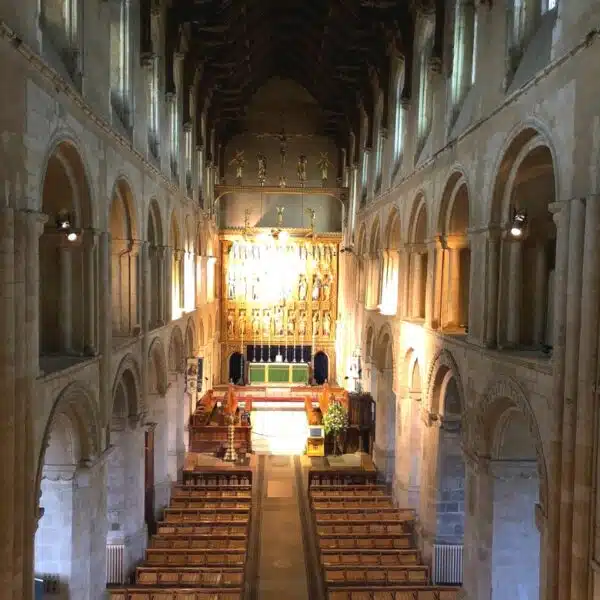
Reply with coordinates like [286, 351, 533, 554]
[393, 66, 406, 164]
[374, 130, 383, 192]
[185, 126, 193, 195]
[542, 0, 557, 13]
[450, 2, 476, 121]
[110, 0, 132, 127]
[361, 150, 370, 205]
[417, 31, 433, 151]
[148, 57, 160, 159]
[41, 0, 80, 74]
[169, 95, 179, 178]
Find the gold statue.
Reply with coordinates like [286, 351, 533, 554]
[227, 310, 235, 337]
[312, 274, 322, 301]
[287, 310, 296, 335]
[257, 153, 267, 185]
[298, 275, 308, 301]
[312, 310, 320, 335]
[262, 309, 271, 337]
[252, 310, 261, 336]
[323, 311, 332, 337]
[229, 150, 246, 183]
[316, 152, 333, 185]
[238, 310, 247, 337]
[274, 306, 284, 336]
[297, 154, 307, 184]
[298, 311, 307, 336]
[322, 273, 332, 301]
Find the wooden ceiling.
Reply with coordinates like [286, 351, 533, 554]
[160, 0, 442, 146]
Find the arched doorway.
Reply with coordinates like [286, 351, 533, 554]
[229, 351, 244, 384]
[313, 351, 329, 384]
[106, 360, 144, 584]
[490, 409, 541, 600]
[34, 385, 102, 599]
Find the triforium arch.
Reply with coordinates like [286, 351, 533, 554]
[109, 177, 139, 337]
[110, 353, 143, 421]
[435, 170, 471, 331]
[475, 376, 549, 600]
[372, 325, 396, 482]
[487, 124, 557, 349]
[423, 349, 467, 547]
[183, 215, 195, 312]
[39, 139, 96, 357]
[380, 206, 402, 315]
[147, 336, 168, 397]
[34, 382, 103, 599]
[185, 317, 196, 358]
[147, 199, 164, 329]
[356, 223, 369, 308]
[407, 192, 429, 320]
[170, 211, 183, 319]
[168, 325, 185, 374]
[365, 217, 382, 309]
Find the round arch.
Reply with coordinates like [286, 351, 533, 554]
[168, 326, 185, 373]
[110, 354, 142, 419]
[35, 382, 101, 502]
[109, 177, 138, 240]
[426, 349, 466, 416]
[148, 337, 168, 396]
[185, 318, 196, 357]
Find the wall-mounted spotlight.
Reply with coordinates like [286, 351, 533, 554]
[56, 211, 79, 242]
[510, 208, 528, 238]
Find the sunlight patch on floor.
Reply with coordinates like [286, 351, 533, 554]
[251, 409, 309, 455]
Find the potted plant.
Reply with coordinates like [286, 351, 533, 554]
[322, 400, 349, 456]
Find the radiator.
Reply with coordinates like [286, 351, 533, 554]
[106, 544, 125, 584]
[432, 543, 463, 585]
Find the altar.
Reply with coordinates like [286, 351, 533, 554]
[248, 362, 309, 385]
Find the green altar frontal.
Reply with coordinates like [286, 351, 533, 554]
[248, 362, 309, 385]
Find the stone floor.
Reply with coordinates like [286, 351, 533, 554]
[258, 454, 310, 599]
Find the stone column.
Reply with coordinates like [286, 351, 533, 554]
[129, 241, 141, 333]
[98, 232, 112, 424]
[447, 246, 461, 327]
[558, 197, 585, 600]
[505, 239, 522, 346]
[195, 254, 202, 308]
[424, 242, 436, 327]
[156, 246, 166, 325]
[418, 412, 441, 567]
[461, 452, 493, 600]
[547, 201, 570, 600]
[533, 241, 548, 346]
[397, 247, 408, 318]
[174, 249, 183, 312]
[570, 195, 600, 599]
[140, 242, 150, 333]
[83, 230, 98, 354]
[412, 253, 422, 318]
[164, 246, 173, 322]
[0, 208, 16, 595]
[59, 243, 73, 352]
[484, 230, 500, 347]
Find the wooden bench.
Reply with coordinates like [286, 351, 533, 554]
[163, 510, 250, 524]
[310, 485, 389, 493]
[172, 486, 252, 499]
[136, 566, 244, 587]
[182, 469, 252, 487]
[315, 510, 414, 524]
[327, 587, 461, 599]
[308, 472, 379, 487]
[311, 490, 391, 499]
[150, 536, 247, 551]
[156, 523, 249, 536]
[321, 550, 421, 567]
[169, 498, 251, 510]
[108, 587, 242, 599]
[145, 549, 246, 568]
[324, 565, 429, 586]
[319, 535, 414, 551]
[316, 523, 413, 536]
[312, 499, 396, 509]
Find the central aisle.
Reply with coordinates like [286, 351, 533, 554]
[257, 454, 311, 599]
[251, 404, 309, 454]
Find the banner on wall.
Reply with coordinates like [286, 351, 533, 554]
[186, 358, 200, 401]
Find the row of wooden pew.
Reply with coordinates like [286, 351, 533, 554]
[108, 471, 252, 600]
[309, 481, 461, 600]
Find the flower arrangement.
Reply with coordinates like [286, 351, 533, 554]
[323, 400, 349, 436]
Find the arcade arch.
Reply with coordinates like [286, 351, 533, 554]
[380, 207, 402, 315]
[106, 359, 145, 582]
[170, 214, 183, 319]
[34, 384, 103, 599]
